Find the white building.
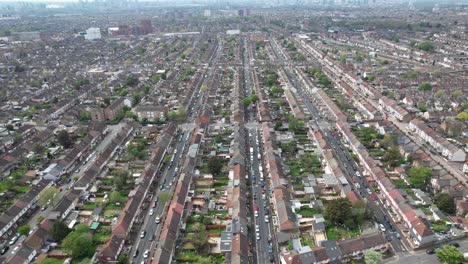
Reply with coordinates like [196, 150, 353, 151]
[85, 27, 101, 40]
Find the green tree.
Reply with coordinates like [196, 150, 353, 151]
[207, 156, 223, 176]
[417, 41, 435, 52]
[383, 147, 403, 167]
[200, 85, 208, 92]
[18, 225, 30, 236]
[191, 223, 209, 253]
[419, 83, 433, 91]
[104, 97, 111, 106]
[39, 186, 60, 207]
[418, 104, 428, 112]
[79, 111, 91, 122]
[408, 166, 432, 189]
[364, 250, 383, 264]
[435, 193, 455, 215]
[325, 198, 352, 225]
[132, 93, 141, 107]
[143, 85, 151, 95]
[117, 254, 129, 264]
[436, 245, 464, 264]
[455, 112, 468, 121]
[435, 90, 445, 97]
[109, 191, 123, 203]
[57, 130, 73, 148]
[124, 74, 138, 87]
[451, 89, 463, 98]
[243, 98, 252, 108]
[379, 133, 397, 148]
[251, 94, 259, 104]
[51, 221, 71, 242]
[112, 169, 129, 191]
[62, 231, 95, 259]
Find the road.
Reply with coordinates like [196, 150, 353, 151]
[279, 59, 408, 253]
[249, 128, 275, 264]
[243, 36, 277, 264]
[131, 131, 190, 264]
[385, 238, 468, 264]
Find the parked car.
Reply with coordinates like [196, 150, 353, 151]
[140, 231, 146, 238]
[0, 246, 9, 255]
[9, 233, 20, 245]
[379, 224, 386, 232]
[426, 249, 436, 255]
[155, 217, 161, 224]
[143, 249, 149, 259]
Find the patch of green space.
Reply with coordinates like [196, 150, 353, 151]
[326, 225, 360, 240]
[295, 206, 321, 217]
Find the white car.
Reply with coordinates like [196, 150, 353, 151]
[356, 171, 361, 177]
[379, 224, 386, 232]
[149, 209, 154, 216]
[143, 249, 149, 259]
[256, 233, 261, 240]
[264, 216, 269, 223]
[255, 226, 260, 232]
[366, 188, 372, 195]
[155, 217, 161, 224]
[254, 211, 259, 218]
[140, 231, 146, 238]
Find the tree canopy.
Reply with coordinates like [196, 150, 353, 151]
[191, 223, 209, 254]
[61, 224, 95, 259]
[455, 112, 468, 121]
[435, 193, 455, 215]
[436, 245, 465, 264]
[51, 221, 71, 242]
[325, 198, 352, 225]
[207, 156, 223, 176]
[57, 130, 73, 148]
[364, 250, 383, 264]
[18, 225, 31, 236]
[408, 166, 432, 189]
[418, 82, 433, 91]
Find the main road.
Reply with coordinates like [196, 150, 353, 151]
[281, 60, 408, 253]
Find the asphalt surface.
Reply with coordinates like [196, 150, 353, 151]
[385, 238, 468, 264]
[249, 128, 275, 264]
[282, 62, 408, 253]
[243, 36, 277, 264]
[131, 131, 190, 264]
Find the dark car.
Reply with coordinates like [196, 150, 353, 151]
[449, 242, 460, 248]
[426, 249, 436, 255]
[0, 246, 9, 255]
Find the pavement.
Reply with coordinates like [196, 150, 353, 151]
[282, 61, 408, 253]
[131, 131, 190, 264]
[384, 238, 468, 264]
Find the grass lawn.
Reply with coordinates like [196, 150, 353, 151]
[208, 228, 224, 235]
[83, 203, 97, 210]
[13, 185, 30, 193]
[393, 180, 408, 188]
[295, 206, 321, 217]
[432, 223, 450, 232]
[326, 226, 360, 240]
[94, 232, 111, 243]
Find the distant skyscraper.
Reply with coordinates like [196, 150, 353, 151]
[141, 20, 152, 35]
